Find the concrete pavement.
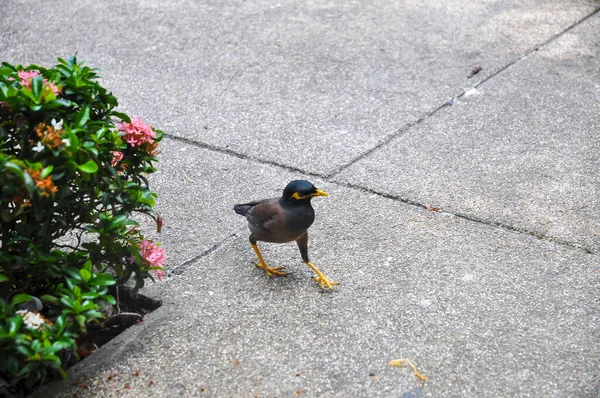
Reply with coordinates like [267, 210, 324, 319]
[1, 0, 599, 396]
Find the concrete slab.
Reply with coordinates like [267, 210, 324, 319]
[335, 12, 600, 252]
[35, 184, 599, 397]
[1, 0, 598, 175]
[138, 137, 322, 269]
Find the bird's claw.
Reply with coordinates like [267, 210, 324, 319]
[312, 274, 339, 290]
[253, 262, 288, 277]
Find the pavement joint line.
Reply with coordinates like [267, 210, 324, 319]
[324, 101, 449, 179]
[163, 133, 327, 178]
[451, 211, 596, 255]
[337, 180, 597, 256]
[166, 230, 241, 276]
[326, 6, 600, 180]
[160, 136, 597, 258]
[159, 8, 600, 264]
[464, 6, 600, 96]
[164, 5, 600, 184]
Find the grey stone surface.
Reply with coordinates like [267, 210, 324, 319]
[1, 0, 598, 175]
[137, 137, 309, 269]
[3, 1, 600, 397]
[335, 13, 600, 252]
[35, 184, 598, 397]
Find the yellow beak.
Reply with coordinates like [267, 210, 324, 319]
[313, 189, 329, 197]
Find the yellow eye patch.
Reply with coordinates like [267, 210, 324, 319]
[292, 192, 309, 200]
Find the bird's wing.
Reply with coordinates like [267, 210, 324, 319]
[233, 199, 264, 216]
[246, 198, 283, 231]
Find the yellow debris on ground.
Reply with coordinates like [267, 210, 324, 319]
[389, 359, 429, 381]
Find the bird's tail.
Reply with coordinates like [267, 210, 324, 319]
[233, 204, 251, 216]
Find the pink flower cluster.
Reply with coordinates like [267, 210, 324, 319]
[18, 70, 41, 87]
[17, 70, 61, 96]
[111, 151, 124, 167]
[117, 118, 156, 147]
[139, 240, 167, 282]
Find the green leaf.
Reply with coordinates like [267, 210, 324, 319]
[57, 366, 68, 380]
[0, 81, 8, 98]
[4, 161, 37, 196]
[84, 310, 102, 319]
[3, 161, 25, 179]
[9, 317, 23, 335]
[75, 315, 86, 328]
[40, 165, 54, 179]
[102, 294, 117, 305]
[56, 336, 75, 348]
[59, 297, 73, 309]
[15, 345, 31, 358]
[40, 294, 59, 304]
[77, 159, 98, 174]
[84, 260, 92, 274]
[71, 300, 81, 313]
[47, 98, 73, 107]
[42, 354, 60, 362]
[10, 293, 34, 306]
[79, 268, 91, 283]
[0, 274, 9, 283]
[31, 75, 43, 101]
[19, 87, 38, 102]
[109, 214, 128, 230]
[88, 273, 116, 286]
[94, 127, 108, 140]
[111, 111, 131, 123]
[17, 364, 33, 377]
[80, 301, 98, 312]
[81, 292, 99, 300]
[62, 266, 82, 281]
[54, 315, 66, 334]
[1, 209, 11, 223]
[74, 105, 90, 128]
[43, 85, 57, 102]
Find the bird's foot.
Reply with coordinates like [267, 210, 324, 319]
[312, 273, 339, 290]
[313, 274, 339, 290]
[305, 261, 338, 290]
[253, 262, 288, 277]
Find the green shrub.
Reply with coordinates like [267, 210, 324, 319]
[0, 56, 165, 388]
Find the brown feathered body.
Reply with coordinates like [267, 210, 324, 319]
[234, 197, 315, 244]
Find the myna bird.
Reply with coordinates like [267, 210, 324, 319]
[234, 180, 338, 290]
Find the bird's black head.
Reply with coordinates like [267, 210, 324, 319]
[282, 180, 329, 203]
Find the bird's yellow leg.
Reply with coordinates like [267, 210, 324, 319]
[251, 244, 287, 277]
[305, 261, 338, 290]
